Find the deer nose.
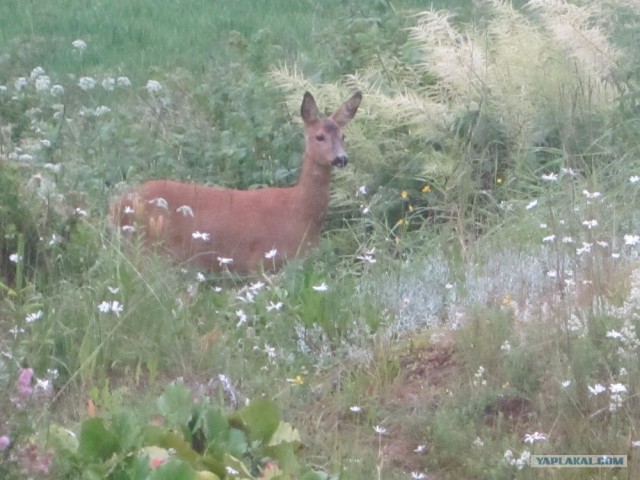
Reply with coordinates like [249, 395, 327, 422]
[332, 155, 348, 168]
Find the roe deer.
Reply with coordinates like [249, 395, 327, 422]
[113, 91, 362, 273]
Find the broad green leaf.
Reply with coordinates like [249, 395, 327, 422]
[78, 417, 120, 461]
[264, 442, 299, 474]
[148, 459, 197, 480]
[267, 422, 301, 447]
[231, 398, 280, 442]
[142, 426, 201, 466]
[157, 383, 193, 428]
[111, 411, 142, 452]
[196, 471, 221, 480]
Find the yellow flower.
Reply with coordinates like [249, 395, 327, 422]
[294, 375, 304, 385]
[401, 190, 409, 199]
[421, 185, 431, 193]
[496, 177, 503, 185]
[396, 218, 405, 226]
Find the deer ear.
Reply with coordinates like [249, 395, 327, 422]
[332, 91, 362, 128]
[301, 92, 320, 124]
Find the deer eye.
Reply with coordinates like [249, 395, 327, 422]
[315, 134, 326, 142]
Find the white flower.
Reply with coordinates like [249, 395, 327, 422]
[523, 432, 547, 444]
[176, 205, 194, 217]
[525, 199, 538, 210]
[34, 377, 51, 392]
[235, 309, 247, 326]
[9, 253, 22, 263]
[362, 206, 370, 214]
[546, 270, 557, 278]
[217, 256, 233, 266]
[41, 139, 52, 148]
[264, 248, 278, 259]
[107, 286, 120, 294]
[410, 473, 427, 479]
[50, 84, 64, 96]
[18, 154, 33, 162]
[117, 76, 132, 88]
[101, 77, 115, 91]
[357, 185, 367, 196]
[624, 234, 640, 246]
[30, 66, 46, 80]
[249, 281, 265, 292]
[632, 440, 640, 447]
[630, 176, 640, 184]
[109, 302, 124, 316]
[542, 234, 556, 243]
[78, 76, 96, 91]
[500, 340, 511, 352]
[312, 282, 329, 292]
[473, 436, 484, 447]
[72, 39, 87, 50]
[414, 444, 427, 453]
[582, 219, 598, 229]
[225, 466, 239, 476]
[25, 310, 44, 323]
[263, 344, 276, 359]
[349, 405, 362, 413]
[582, 190, 601, 199]
[146, 79, 162, 93]
[357, 248, 376, 264]
[561, 236, 574, 243]
[606, 330, 623, 340]
[445, 283, 454, 289]
[609, 383, 627, 394]
[373, 425, 387, 434]
[35, 76, 51, 92]
[148, 197, 169, 209]
[266, 301, 283, 312]
[541, 172, 558, 182]
[562, 167, 578, 177]
[196, 272, 206, 283]
[561, 380, 572, 388]
[75, 208, 88, 217]
[97, 300, 124, 316]
[121, 225, 135, 233]
[504, 450, 514, 462]
[14, 77, 28, 91]
[123, 206, 134, 215]
[94, 105, 110, 116]
[192, 231, 210, 241]
[588, 383, 607, 396]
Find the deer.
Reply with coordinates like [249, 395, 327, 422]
[112, 91, 362, 273]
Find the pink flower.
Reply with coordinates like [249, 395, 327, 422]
[17, 368, 34, 399]
[0, 435, 10, 450]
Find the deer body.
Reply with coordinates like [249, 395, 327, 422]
[113, 91, 362, 273]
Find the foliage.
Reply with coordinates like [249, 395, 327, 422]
[50, 382, 322, 479]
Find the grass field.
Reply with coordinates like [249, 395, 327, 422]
[2, 0, 640, 479]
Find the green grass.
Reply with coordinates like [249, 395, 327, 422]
[2, 0, 640, 478]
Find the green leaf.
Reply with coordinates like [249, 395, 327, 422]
[231, 398, 280, 443]
[111, 411, 142, 452]
[78, 418, 120, 461]
[267, 422, 301, 447]
[142, 426, 201, 467]
[157, 383, 193, 428]
[148, 459, 197, 480]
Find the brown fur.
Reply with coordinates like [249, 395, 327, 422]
[112, 91, 362, 273]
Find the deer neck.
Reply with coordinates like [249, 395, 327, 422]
[295, 152, 332, 225]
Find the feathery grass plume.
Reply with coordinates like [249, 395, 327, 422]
[527, 0, 619, 81]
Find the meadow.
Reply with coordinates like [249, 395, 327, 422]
[1, 0, 640, 478]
